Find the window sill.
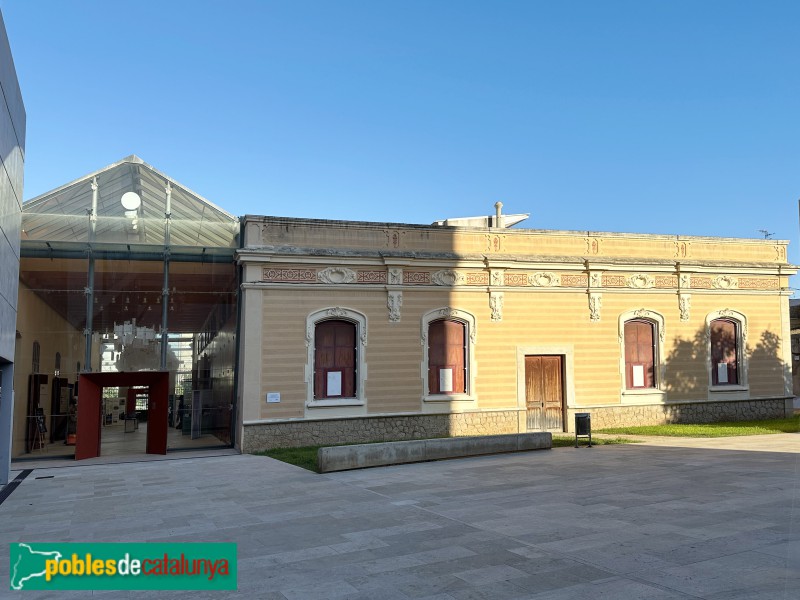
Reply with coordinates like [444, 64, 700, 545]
[423, 394, 476, 403]
[621, 388, 666, 404]
[709, 385, 749, 393]
[306, 398, 364, 409]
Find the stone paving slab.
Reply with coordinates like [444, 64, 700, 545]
[0, 440, 798, 598]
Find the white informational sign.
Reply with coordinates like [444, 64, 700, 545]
[439, 368, 454, 393]
[717, 362, 729, 383]
[632, 364, 645, 388]
[327, 371, 342, 396]
[266, 392, 281, 403]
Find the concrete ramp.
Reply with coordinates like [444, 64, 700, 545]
[318, 432, 551, 472]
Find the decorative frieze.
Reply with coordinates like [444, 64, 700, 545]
[357, 270, 388, 284]
[504, 273, 529, 286]
[490, 269, 505, 286]
[655, 276, 678, 288]
[712, 275, 738, 290]
[432, 270, 466, 286]
[263, 268, 316, 282]
[466, 272, 490, 285]
[404, 271, 431, 284]
[529, 272, 560, 287]
[627, 274, 655, 289]
[561, 274, 589, 287]
[388, 267, 403, 285]
[262, 265, 770, 294]
[738, 278, 779, 290]
[691, 277, 712, 289]
[317, 266, 357, 284]
[602, 275, 627, 287]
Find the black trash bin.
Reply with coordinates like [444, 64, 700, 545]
[575, 412, 592, 448]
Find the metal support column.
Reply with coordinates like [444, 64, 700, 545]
[83, 177, 98, 372]
[160, 182, 172, 370]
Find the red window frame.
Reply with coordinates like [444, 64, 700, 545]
[710, 318, 739, 385]
[314, 320, 356, 399]
[624, 319, 656, 389]
[428, 319, 466, 394]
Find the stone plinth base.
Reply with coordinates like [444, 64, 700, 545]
[242, 410, 520, 453]
[567, 398, 791, 431]
[318, 432, 552, 473]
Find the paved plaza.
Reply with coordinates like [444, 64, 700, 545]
[2, 436, 799, 599]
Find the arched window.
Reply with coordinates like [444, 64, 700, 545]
[710, 318, 739, 385]
[32, 341, 40, 373]
[314, 320, 356, 399]
[305, 307, 367, 412]
[617, 309, 666, 402]
[428, 319, 466, 394]
[624, 319, 656, 389]
[706, 310, 748, 393]
[421, 307, 477, 403]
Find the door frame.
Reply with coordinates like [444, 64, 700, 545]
[76, 371, 169, 460]
[516, 345, 576, 432]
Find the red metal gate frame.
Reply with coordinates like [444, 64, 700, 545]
[75, 371, 169, 460]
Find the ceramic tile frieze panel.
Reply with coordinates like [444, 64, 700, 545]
[262, 267, 316, 282]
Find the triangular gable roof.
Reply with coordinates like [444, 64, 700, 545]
[22, 155, 239, 248]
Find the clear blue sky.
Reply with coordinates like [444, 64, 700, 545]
[3, 1, 799, 261]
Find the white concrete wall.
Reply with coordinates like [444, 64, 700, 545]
[0, 9, 25, 484]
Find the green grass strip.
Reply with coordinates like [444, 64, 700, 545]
[597, 416, 800, 438]
[256, 446, 321, 472]
[552, 436, 638, 447]
[256, 434, 640, 471]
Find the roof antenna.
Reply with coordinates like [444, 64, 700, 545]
[758, 229, 774, 239]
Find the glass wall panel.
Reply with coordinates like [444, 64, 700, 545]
[13, 256, 88, 458]
[171, 261, 237, 446]
[13, 252, 238, 458]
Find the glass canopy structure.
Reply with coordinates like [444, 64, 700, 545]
[13, 156, 240, 459]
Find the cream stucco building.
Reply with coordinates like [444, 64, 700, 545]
[10, 158, 797, 462]
[237, 214, 796, 451]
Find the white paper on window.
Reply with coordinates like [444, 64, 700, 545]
[439, 368, 454, 392]
[717, 362, 729, 383]
[632, 364, 645, 388]
[327, 371, 342, 396]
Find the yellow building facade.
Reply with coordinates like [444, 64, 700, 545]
[237, 215, 796, 452]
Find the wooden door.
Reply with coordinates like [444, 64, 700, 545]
[525, 355, 564, 431]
